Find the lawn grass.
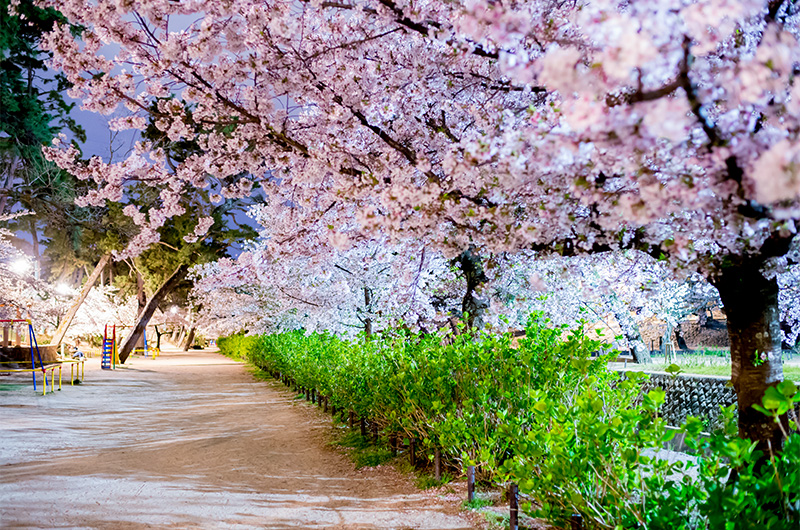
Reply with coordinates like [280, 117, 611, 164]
[621, 352, 800, 381]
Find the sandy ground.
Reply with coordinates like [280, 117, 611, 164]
[0, 348, 474, 530]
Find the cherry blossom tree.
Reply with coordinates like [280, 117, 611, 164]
[37, 0, 800, 447]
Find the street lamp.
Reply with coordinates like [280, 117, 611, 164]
[10, 258, 30, 276]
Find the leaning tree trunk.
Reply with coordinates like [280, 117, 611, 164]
[50, 254, 112, 347]
[118, 265, 188, 363]
[712, 262, 787, 452]
[182, 327, 196, 351]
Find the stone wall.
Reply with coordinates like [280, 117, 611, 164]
[637, 372, 737, 429]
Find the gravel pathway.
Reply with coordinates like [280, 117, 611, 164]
[0, 348, 473, 529]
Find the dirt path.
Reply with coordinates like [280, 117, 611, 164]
[0, 349, 474, 529]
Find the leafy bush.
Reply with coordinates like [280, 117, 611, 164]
[216, 333, 257, 361]
[217, 317, 800, 529]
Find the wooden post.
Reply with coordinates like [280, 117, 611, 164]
[323, 396, 328, 413]
[509, 483, 519, 530]
[467, 465, 475, 502]
[371, 421, 378, 443]
[389, 434, 398, 456]
[349, 411, 355, 427]
[410, 438, 417, 467]
[360, 417, 367, 438]
[434, 448, 442, 481]
[569, 514, 583, 530]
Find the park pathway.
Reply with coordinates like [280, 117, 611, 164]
[0, 348, 474, 529]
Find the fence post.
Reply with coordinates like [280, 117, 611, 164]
[434, 448, 442, 481]
[467, 465, 475, 502]
[570, 514, 583, 530]
[509, 483, 519, 530]
[410, 438, 417, 466]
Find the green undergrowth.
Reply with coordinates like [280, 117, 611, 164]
[414, 472, 453, 490]
[218, 316, 800, 530]
[332, 427, 395, 468]
[462, 494, 494, 510]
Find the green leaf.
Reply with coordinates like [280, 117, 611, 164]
[777, 380, 797, 399]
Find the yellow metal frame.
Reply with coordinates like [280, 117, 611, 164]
[0, 364, 62, 395]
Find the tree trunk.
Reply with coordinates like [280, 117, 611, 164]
[182, 327, 196, 351]
[118, 265, 188, 363]
[29, 218, 40, 280]
[674, 323, 690, 351]
[153, 325, 164, 350]
[50, 254, 112, 347]
[712, 263, 786, 451]
[0, 156, 21, 216]
[609, 298, 651, 364]
[136, 270, 147, 316]
[454, 245, 488, 329]
[364, 286, 373, 338]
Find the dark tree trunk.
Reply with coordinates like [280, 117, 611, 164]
[674, 323, 690, 351]
[712, 263, 786, 451]
[453, 245, 488, 329]
[364, 286, 373, 338]
[119, 265, 188, 363]
[153, 325, 164, 350]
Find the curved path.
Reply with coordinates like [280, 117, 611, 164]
[0, 348, 474, 529]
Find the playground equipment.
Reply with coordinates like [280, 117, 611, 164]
[133, 327, 160, 358]
[0, 319, 60, 394]
[102, 325, 159, 368]
[102, 324, 120, 370]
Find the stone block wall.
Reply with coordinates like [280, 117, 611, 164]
[637, 372, 737, 429]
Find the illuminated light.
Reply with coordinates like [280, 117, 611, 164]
[10, 258, 30, 276]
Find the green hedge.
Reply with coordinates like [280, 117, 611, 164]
[220, 315, 800, 529]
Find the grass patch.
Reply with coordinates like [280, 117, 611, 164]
[480, 510, 509, 530]
[623, 354, 800, 381]
[463, 495, 494, 510]
[353, 446, 394, 468]
[332, 429, 394, 468]
[415, 471, 453, 489]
